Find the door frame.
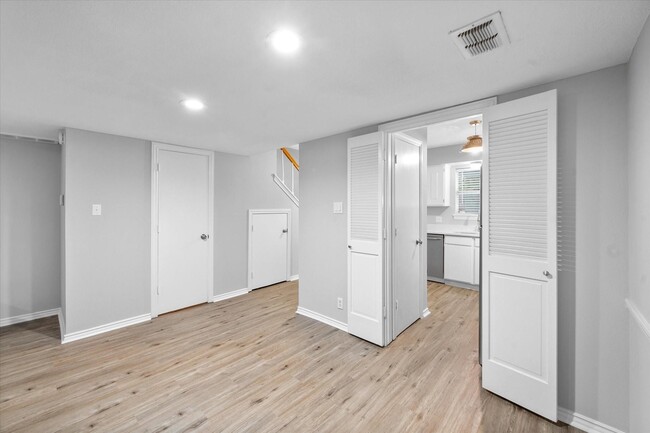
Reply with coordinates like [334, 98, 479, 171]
[150, 142, 215, 318]
[247, 209, 291, 290]
[378, 97, 496, 343]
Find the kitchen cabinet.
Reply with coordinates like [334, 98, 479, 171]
[427, 164, 449, 207]
[444, 236, 473, 283]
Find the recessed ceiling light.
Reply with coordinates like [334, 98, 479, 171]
[268, 29, 301, 55]
[181, 98, 205, 111]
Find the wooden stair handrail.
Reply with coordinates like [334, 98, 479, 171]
[281, 147, 299, 171]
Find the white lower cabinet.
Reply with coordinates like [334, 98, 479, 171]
[444, 236, 474, 283]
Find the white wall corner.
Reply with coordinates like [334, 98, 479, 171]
[62, 313, 151, 344]
[296, 306, 348, 333]
[212, 288, 250, 303]
[288, 274, 299, 281]
[557, 407, 626, 433]
[0, 308, 61, 328]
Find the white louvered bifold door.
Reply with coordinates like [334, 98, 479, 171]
[481, 90, 558, 421]
[348, 132, 385, 346]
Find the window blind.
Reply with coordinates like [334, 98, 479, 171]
[456, 168, 481, 215]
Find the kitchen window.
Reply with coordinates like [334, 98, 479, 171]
[454, 165, 480, 219]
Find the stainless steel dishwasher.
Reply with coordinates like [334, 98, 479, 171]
[427, 234, 444, 283]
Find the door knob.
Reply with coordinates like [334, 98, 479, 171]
[543, 270, 552, 279]
[282, 229, 288, 233]
[416, 239, 423, 245]
[201, 234, 209, 240]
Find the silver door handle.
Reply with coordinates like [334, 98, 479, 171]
[416, 239, 423, 245]
[282, 229, 288, 233]
[201, 234, 209, 240]
[543, 270, 552, 279]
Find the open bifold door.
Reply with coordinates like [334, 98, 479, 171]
[481, 90, 558, 421]
[347, 132, 385, 346]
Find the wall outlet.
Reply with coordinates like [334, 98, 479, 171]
[333, 202, 343, 214]
[92, 204, 102, 216]
[337, 297, 343, 309]
[435, 216, 443, 223]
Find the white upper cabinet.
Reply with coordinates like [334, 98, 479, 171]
[427, 164, 449, 207]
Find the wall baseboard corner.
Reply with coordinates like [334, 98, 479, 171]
[0, 308, 61, 327]
[288, 274, 299, 282]
[62, 313, 151, 344]
[212, 288, 250, 303]
[557, 407, 625, 433]
[296, 306, 348, 333]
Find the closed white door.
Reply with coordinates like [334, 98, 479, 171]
[392, 134, 422, 338]
[249, 211, 289, 290]
[156, 147, 212, 315]
[348, 132, 385, 346]
[481, 90, 557, 421]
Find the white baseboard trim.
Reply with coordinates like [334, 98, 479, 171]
[422, 308, 431, 318]
[58, 309, 66, 340]
[296, 306, 348, 333]
[212, 288, 250, 303]
[626, 298, 650, 341]
[288, 274, 299, 282]
[0, 308, 61, 327]
[557, 407, 625, 433]
[62, 313, 151, 344]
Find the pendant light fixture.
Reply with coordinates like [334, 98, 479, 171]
[461, 119, 483, 153]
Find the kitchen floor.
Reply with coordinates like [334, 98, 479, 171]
[0, 281, 581, 432]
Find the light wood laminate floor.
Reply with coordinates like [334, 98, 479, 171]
[0, 281, 580, 432]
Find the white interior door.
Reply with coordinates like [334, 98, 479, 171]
[155, 146, 213, 315]
[481, 90, 557, 420]
[348, 132, 385, 346]
[248, 210, 289, 290]
[392, 134, 422, 338]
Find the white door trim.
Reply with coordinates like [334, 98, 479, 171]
[247, 209, 291, 290]
[151, 142, 215, 318]
[378, 97, 496, 343]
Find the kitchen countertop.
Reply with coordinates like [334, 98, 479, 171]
[426, 224, 479, 238]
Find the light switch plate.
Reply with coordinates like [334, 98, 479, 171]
[435, 216, 443, 223]
[92, 204, 102, 216]
[333, 202, 343, 214]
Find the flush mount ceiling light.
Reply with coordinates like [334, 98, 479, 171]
[268, 29, 301, 55]
[461, 120, 483, 154]
[181, 98, 205, 111]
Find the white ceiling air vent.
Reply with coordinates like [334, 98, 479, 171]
[449, 11, 510, 59]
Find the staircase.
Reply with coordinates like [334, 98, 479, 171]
[272, 147, 299, 207]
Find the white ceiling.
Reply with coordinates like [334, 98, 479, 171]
[403, 114, 483, 148]
[1, 1, 648, 155]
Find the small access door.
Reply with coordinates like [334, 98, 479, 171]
[347, 132, 385, 346]
[481, 90, 558, 420]
[248, 210, 290, 290]
[392, 133, 422, 338]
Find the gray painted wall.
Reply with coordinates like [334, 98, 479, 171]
[63, 128, 151, 334]
[627, 16, 650, 433]
[0, 137, 61, 320]
[214, 151, 250, 294]
[299, 64, 629, 430]
[299, 126, 377, 323]
[61, 129, 299, 332]
[427, 144, 481, 227]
